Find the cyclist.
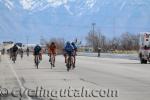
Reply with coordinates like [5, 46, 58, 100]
[11, 44, 18, 62]
[1, 48, 5, 55]
[9, 47, 13, 59]
[48, 42, 57, 67]
[98, 48, 101, 57]
[71, 42, 78, 68]
[26, 47, 30, 56]
[33, 44, 42, 64]
[19, 48, 24, 59]
[64, 41, 74, 66]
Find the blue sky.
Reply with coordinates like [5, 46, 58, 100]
[0, 0, 150, 44]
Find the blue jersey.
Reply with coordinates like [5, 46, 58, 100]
[64, 44, 74, 52]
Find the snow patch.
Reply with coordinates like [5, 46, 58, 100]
[64, 4, 74, 15]
[86, 0, 96, 9]
[47, 0, 67, 7]
[4, 0, 14, 10]
[19, 0, 33, 10]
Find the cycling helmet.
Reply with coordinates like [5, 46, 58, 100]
[14, 44, 17, 47]
[71, 42, 75, 46]
[51, 42, 55, 45]
[66, 41, 70, 45]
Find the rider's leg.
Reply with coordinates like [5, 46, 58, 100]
[34, 55, 36, 63]
[66, 55, 68, 65]
[14, 52, 17, 60]
[49, 53, 51, 62]
[14, 52, 16, 57]
[53, 54, 56, 67]
[73, 55, 76, 67]
[65, 54, 67, 63]
[54, 54, 56, 63]
[39, 53, 42, 60]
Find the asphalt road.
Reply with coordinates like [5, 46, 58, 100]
[0, 54, 150, 100]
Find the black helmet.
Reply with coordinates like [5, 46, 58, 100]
[66, 41, 70, 45]
[71, 42, 75, 46]
[51, 42, 55, 45]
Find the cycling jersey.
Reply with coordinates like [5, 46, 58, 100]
[48, 44, 56, 54]
[64, 44, 74, 52]
[34, 45, 41, 55]
[64, 43, 74, 56]
[12, 45, 18, 53]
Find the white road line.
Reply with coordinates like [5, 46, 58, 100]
[5, 56, 33, 100]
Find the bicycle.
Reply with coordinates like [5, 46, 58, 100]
[12, 53, 17, 63]
[49, 54, 55, 69]
[35, 55, 40, 69]
[66, 54, 73, 72]
[20, 53, 23, 59]
[27, 52, 29, 56]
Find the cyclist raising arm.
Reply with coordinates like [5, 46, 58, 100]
[71, 42, 78, 68]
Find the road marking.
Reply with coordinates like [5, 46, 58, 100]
[5, 56, 33, 100]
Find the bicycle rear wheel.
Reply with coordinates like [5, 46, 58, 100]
[51, 57, 54, 69]
[12, 54, 16, 63]
[50, 58, 53, 69]
[67, 56, 72, 71]
[35, 56, 39, 69]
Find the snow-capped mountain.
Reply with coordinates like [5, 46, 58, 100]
[0, 0, 150, 43]
[0, 0, 98, 15]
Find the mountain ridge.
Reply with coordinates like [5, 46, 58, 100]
[0, 0, 150, 43]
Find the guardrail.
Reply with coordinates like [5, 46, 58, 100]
[77, 52, 139, 60]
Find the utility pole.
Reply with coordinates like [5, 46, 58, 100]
[92, 23, 96, 35]
[112, 16, 116, 50]
[92, 23, 96, 51]
[98, 32, 101, 48]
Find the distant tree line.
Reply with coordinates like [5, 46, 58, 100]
[86, 30, 140, 52]
[40, 31, 140, 53]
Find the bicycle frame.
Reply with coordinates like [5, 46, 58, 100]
[12, 52, 17, 63]
[67, 55, 73, 71]
[27, 52, 29, 56]
[35, 55, 39, 69]
[50, 54, 55, 69]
